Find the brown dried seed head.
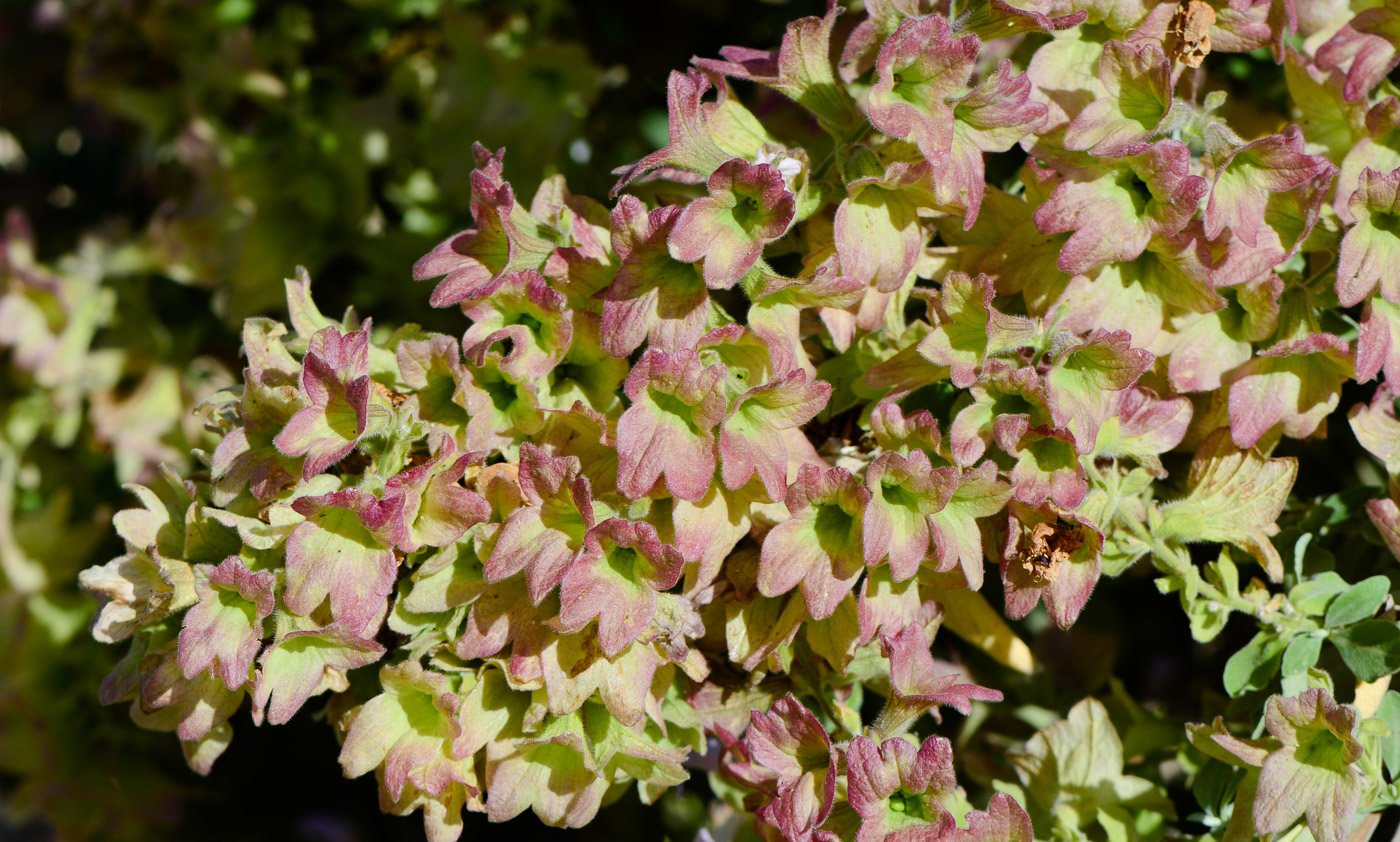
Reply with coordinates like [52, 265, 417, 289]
[1018, 519, 1084, 585]
[1167, 1, 1216, 68]
[1020, 552, 1061, 585]
[370, 379, 408, 407]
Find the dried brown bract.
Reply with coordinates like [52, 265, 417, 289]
[370, 379, 408, 407]
[1017, 520, 1086, 585]
[1167, 1, 1215, 68]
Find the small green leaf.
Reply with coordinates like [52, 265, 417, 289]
[1280, 634, 1325, 695]
[1331, 620, 1400, 682]
[1223, 631, 1288, 697]
[1209, 549, 1241, 600]
[1188, 598, 1228, 643]
[1376, 690, 1400, 778]
[1097, 806, 1131, 842]
[1324, 575, 1391, 628]
[1282, 634, 1323, 676]
[1289, 571, 1350, 616]
[1306, 666, 1336, 696]
[1191, 759, 1234, 814]
[1360, 717, 1391, 737]
[833, 700, 863, 737]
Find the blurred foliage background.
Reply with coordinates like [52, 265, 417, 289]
[0, 0, 819, 839]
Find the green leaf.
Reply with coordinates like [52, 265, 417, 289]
[1223, 632, 1288, 697]
[1097, 805, 1131, 842]
[1281, 634, 1324, 697]
[1375, 690, 1400, 778]
[1156, 432, 1295, 581]
[1188, 598, 1228, 643]
[1010, 697, 1174, 825]
[1359, 717, 1391, 737]
[1331, 620, 1400, 682]
[1289, 572, 1350, 616]
[1191, 759, 1235, 814]
[1282, 634, 1324, 676]
[1324, 575, 1391, 628]
[804, 594, 861, 672]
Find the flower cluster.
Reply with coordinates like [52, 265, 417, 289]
[83, 0, 1400, 840]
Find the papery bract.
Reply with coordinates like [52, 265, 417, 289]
[486, 444, 596, 603]
[285, 489, 399, 637]
[176, 556, 275, 691]
[397, 336, 471, 443]
[1205, 126, 1336, 248]
[999, 505, 1104, 628]
[274, 326, 385, 479]
[484, 711, 606, 827]
[868, 16, 978, 171]
[616, 348, 727, 501]
[414, 145, 557, 309]
[339, 662, 478, 810]
[1034, 139, 1208, 275]
[252, 619, 384, 726]
[744, 694, 837, 842]
[1255, 690, 1365, 842]
[942, 61, 1047, 228]
[375, 441, 490, 554]
[1224, 333, 1354, 449]
[131, 644, 245, 742]
[1315, 1, 1400, 103]
[1357, 296, 1400, 387]
[720, 369, 830, 501]
[928, 461, 1013, 590]
[1337, 167, 1400, 307]
[758, 464, 870, 621]
[1062, 40, 1172, 157]
[862, 450, 958, 581]
[694, 6, 860, 133]
[846, 734, 957, 842]
[611, 69, 777, 192]
[556, 518, 684, 658]
[600, 198, 709, 357]
[881, 622, 1004, 719]
[835, 153, 937, 293]
[461, 269, 572, 381]
[1008, 427, 1088, 509]
[948, 362, 1047, 467]
[955, 793, 1035, 842]
[1350, 384, 1400, 476]
[917, 272, 1038, 389]
[668, 159, 794, 290]
[1044, 329, 1154, 454]
[457, 348, 544, 452]
[1090, 386, 1192, 474]
[538, 625, 668, 726]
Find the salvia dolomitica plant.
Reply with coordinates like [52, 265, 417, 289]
[80, 0, 1400, 840]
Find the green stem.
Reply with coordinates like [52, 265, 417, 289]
[791, 650, 849, 739]
[868, 698, 919, 743]
[0, 445, 47, 594]
[1081, 461, 1313, 636]
[1127, 512, 1312, 636]
[812, 122, 873, 183]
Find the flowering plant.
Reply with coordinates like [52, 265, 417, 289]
[81, 1, 1400, 840]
